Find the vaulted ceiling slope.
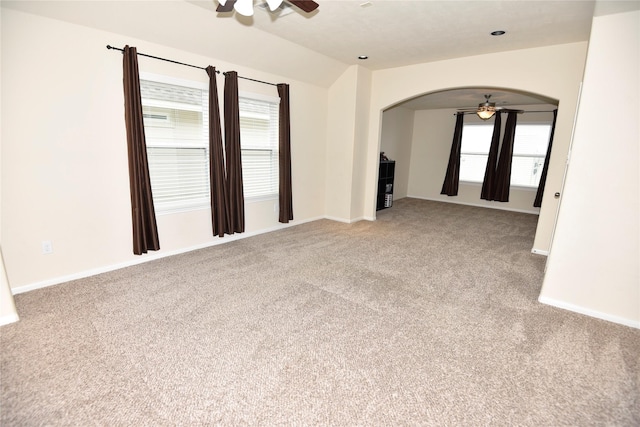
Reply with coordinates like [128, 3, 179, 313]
[3, 1, 637, 88]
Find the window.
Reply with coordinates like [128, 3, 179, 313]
[140, 76, 279, 213]
[141, 78, 210, 213]
[239, 95, 279, 199]
[459, 123, 551, 188]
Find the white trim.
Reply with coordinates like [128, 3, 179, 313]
[12, 216, 324, 295]
[0, 313, 19, 326]
[349, 216, 368, 223]
[531, 248, 549, 256]
[139, 71, 207, 90]
[324, 215, 357, 224]
[458, 180, 539, 192]
[239, 91, 280, 105]
[325, 215, 374, 224]
[538, 296, 640, 329]
[246, 194, 278, 204]
[408, 195, 541, 215]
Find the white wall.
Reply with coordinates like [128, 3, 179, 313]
[539, 10, 640, 328]
[325, 66, 358, 222]
[349, 66, 372, 221]
[324, 64, 373, 223]
[363, 42, 588, 253]
[1, 9, 328, 291]
[407, 106, 557, 214]
[379, 107, 414, 199]
[0, 6, 19, 325]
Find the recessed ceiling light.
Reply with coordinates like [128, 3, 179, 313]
[358, 55, 369, 60]
[491, 30, 506, 36]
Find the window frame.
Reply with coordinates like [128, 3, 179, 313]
[459, 121, 552, 190]
[238, 91, 280, 203]
[139, 72, 210, 215]
[138, 73, 280, 215]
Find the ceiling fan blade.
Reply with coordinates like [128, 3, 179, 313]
[288, 0, 319, 13]
[217, 0, 236, 12]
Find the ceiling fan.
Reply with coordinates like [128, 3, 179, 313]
[458, 94, 522, 120]
[216, 0, 319, 16]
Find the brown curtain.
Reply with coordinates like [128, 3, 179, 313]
[480, 111, 502, 201]
[492, 111, 518, 202]
[206, 66, 231, 237]
[277, 84, 294, 223]
[223, 72, 245, 233]
[122, 46, 160, 255]
[441, 113, 464, 196]
[534, 109, 558, 207]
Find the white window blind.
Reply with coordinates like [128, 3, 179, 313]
[460, 123, 551, 188]
[239, 96, 279, 199]
[511, 125, 551, 187]
[459, 125, 493, 183]
[139, 77, 280, 214]
[141, 79, 210, 213]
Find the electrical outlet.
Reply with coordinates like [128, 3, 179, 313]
[42, 240, 53, 254]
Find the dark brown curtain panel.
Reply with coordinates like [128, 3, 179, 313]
[480, 111, 502, 201]
[441, 113, 464, 196]
[492, 111, 518, 202]
[534, 109, 558, 207]
[223, 71, 245, 234]
[206, 66, 231, 237]
[122, 46, 160, 255]
[277, 83, 294, 223]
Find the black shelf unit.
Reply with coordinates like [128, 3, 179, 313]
[377, 160, 395, 211]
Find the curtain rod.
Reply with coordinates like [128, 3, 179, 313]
[106, 45, 278, 87]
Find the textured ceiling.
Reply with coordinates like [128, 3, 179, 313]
[214, 0, 597, 70]
[4, 0, 637, 107]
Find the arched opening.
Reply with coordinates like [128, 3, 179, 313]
[375, 86, 559, 240]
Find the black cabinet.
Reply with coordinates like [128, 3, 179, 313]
[377, 160, 395, 211]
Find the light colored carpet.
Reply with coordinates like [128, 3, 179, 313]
[1, 198, 639, 426]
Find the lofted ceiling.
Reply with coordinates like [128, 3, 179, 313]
[3, 0, 638, 107]
[195, 0, 597, 71]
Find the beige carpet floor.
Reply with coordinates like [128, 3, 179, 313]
[1, 198, 639, 426]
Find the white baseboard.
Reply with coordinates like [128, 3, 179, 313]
[12, 216, 324, 296]
[531, 248, 549, 256]
[538, 296, 640, 329]
[323, 215, 350, 223]
[324, 215, 370, 224]
[408, 195, 541, 215]
[350, 216, 365, 223]
[0, 313, 19, 326]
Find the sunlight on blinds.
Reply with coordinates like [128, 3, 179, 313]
[239, 97, 279, 198]
[460, 123, 551, 188]
[141, 79, 210, 213]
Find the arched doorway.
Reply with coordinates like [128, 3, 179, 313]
[376, 86, 559, 245]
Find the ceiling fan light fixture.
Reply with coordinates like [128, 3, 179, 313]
[265, 0, 284, 11]
[476, 94, 496, 120]
[477, 106, 496, 120]
[234, 0, 254, 16]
